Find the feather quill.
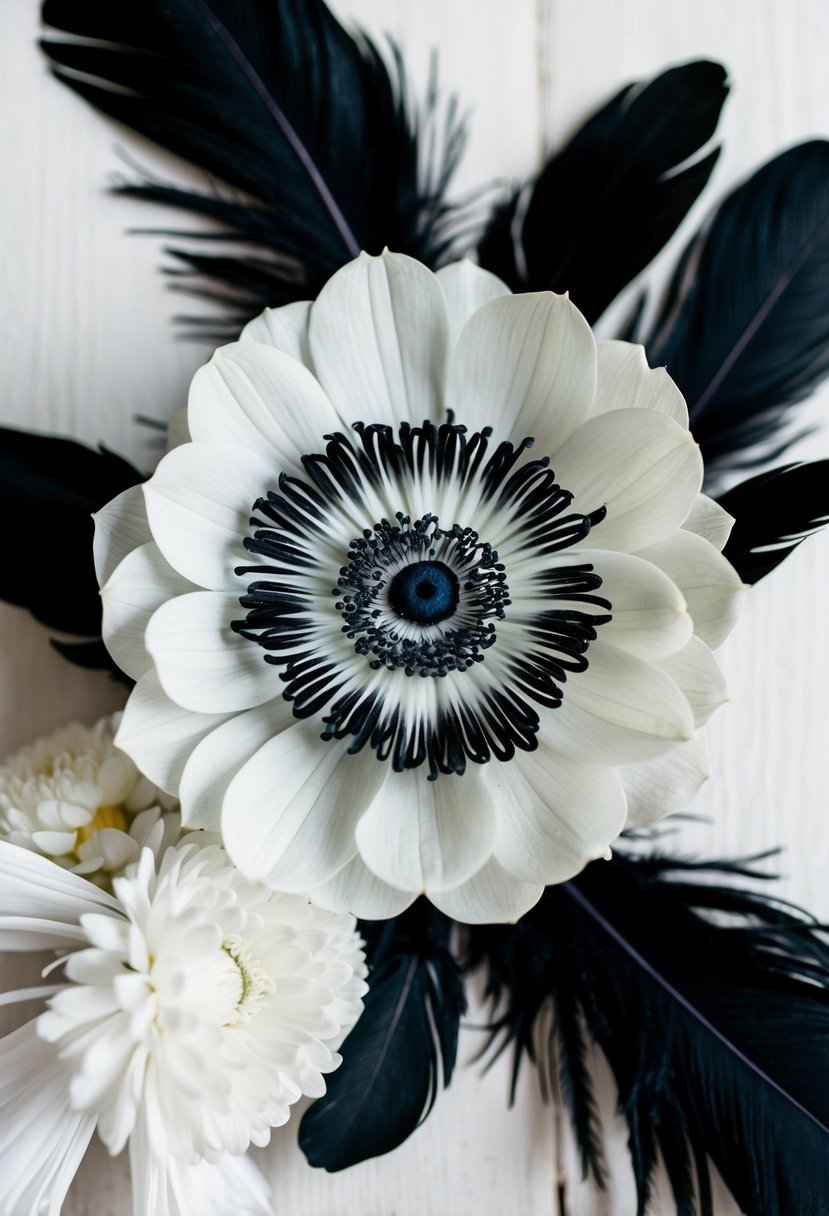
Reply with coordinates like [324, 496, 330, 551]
[646, 141, 829, 479]
[0, 427, 141, 675]
[477, 60, 727, 323]
[40, 0, 468, 335]
[299, 900, 466, 1172]
[465, 852, 829, 1216]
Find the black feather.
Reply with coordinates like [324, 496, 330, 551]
[299, 899, 466, 1172]
[477, 60, 727, 323]
[465, 851, 829, 1216]
[41, 0, 468, 335]
[0, 426, 142, 674]
[646, 141, 829, 480]
[717, 461, 829, 583]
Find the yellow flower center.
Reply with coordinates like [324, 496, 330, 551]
[75, 804, 128, 845]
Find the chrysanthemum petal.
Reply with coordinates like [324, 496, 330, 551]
[0, 1021, 97, 1216]
[0, 985, 65, 1007]
[595, 340, 688, 425]
[682, 493, 735, 551]
[657, 635, 729, 727]
[116, 671, 229, 795]
[0, 842, 120, 950]
[179, 700, 294, 831]
[429, 857, 543, 924]
[130, 1113, 273, 1216]
[307, 853, 416, 919]
[222, 725, 386, 889]
[638, 529, 747, 648]
[435, 260, 510, 352]
[308, 250, 449, 428]
[143, 442, 275, 589]
[553, 408, 703, 551]
[620, 730, 711, 828]
[146, 591, 278, 713]
[101, 542, 196, 680]
[240, 299, 312, 366]
[93, 484, 152, 588]
[188, 342, 340, 461]
[491, 748, 626, 883]
[447, 291, 596, 444]
[355, 768, 496, 893]
[541, 640, 695, 763]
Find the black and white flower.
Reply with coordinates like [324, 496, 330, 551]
[96, 252, 745, 923]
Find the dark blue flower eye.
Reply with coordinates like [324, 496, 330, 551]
[388, 561, 459, 624]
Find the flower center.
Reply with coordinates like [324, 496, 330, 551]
[232, 420, 612, 777]
[389, 561, 458, 623]
[222, 936, 273, 1023]
[335, 514, 509, 677]
[75, 803, 128, 846]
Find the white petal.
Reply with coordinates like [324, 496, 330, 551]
[222, 724, 386, 889]
[179, 699, 294, 831]
[0, 1022, 96, 1216]
[638, 529, 746, 649]
[657, 635, 729, 727]
[595, 341, 688, 425]
[129, 1120, 176, 1216]
[541, 640, 695, 764]
[93, 484, 151, 588]
[682, 493, 735, 551]
[80, 828, 138, 871]
[0, 917, 100, 951]
[143, 441, 275, 590]
[308, 250, 448, 428]
[145, 591, 277, 713]
[447, 291, 596, 444]
[31, 830, 77, 856]
[188, 341, 340, 461]
[620, 731, 711, 828]
[575, 548, 693, 660]
[0, 985, 64, 1007]
[355, 769, 496, 893]
[429, 857, 543, 924]
[116, 670, 229, 796]
[171, 1152, 273, 1216]
[101, 541, 196, 680]
[0, 841, 120, 950]
[307, 853, 415, 919]
[435, 260, 511, 353]
[552, 409, 703, 552]
[240, 299, 312, 366]
[491, 747, 627, 884]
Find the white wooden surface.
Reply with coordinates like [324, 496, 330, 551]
[2, 1, 829, 1212]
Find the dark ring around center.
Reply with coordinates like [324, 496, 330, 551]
[388, 560, 460, 624]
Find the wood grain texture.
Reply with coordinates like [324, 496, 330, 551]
[2, 0, 829, 1212]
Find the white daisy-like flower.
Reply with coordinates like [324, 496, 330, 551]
[0, 836, 366, 1215]
[96, 251, 746, 924]
[0, 713, 179, 888]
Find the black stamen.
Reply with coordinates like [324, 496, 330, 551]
[233, 419, 613, 776]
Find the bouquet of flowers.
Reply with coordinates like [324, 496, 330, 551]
[2, 3, 829, 1213]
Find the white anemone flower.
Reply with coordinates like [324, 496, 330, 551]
[0, 713, 179, 888]
[96, 251, 745, 924]
[0, 837, 367, 1215]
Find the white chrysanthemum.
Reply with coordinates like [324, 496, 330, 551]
[0, 713, 179, 887]
[96, 252, 746, 924]
[0, 838, 366, 1215]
